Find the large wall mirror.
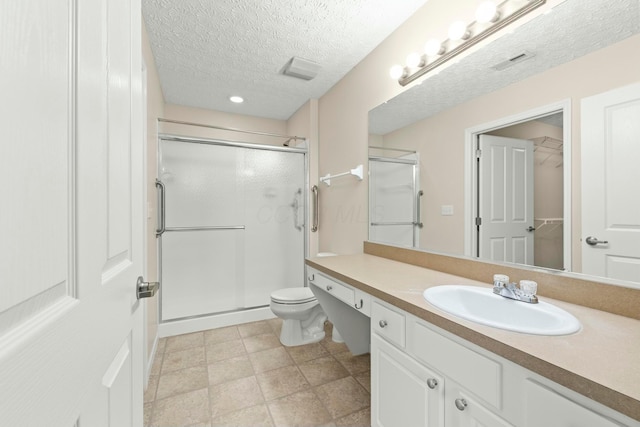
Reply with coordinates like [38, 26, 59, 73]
[368, 0, 640, 287]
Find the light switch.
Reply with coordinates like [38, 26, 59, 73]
[441, 205, 454, 216]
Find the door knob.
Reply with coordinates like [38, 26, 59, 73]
[137, 276, 159, 299]
[526, 226, 536, 232]
[585, 236, 608, 246]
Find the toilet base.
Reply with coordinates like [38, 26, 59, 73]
[279, 318, 326, 346]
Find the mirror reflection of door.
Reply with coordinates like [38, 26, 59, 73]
[581, 82, 640, 283]
[477, 113, 564, 270]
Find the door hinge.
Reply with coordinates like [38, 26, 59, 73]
[476, 149, 482, 159]
[475, 217, 482, 226]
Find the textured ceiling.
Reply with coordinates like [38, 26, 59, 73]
[369, 0, 640, 135]
[142, 0, 427, 120]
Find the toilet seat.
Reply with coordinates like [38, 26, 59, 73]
[271, 287, 316, 305]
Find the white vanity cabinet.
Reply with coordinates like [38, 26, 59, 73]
[371, 298, 511, 427]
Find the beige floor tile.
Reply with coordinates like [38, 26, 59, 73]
[243, 333, 281, 353]
[267, 317, 283, 335]
[149, 352, 163, 376]
[256, 365, 309, 401]
[335, 407, 371, 427]
[298, 356, 350, 386]
[210, 376, 265, 419]
[165, 331, 205, 353]
[144, 402, 153, 426]
[268, 389, 333, 427]
[156, 365, 209, 400]
[162, 346, 206, 373]
[157, 337, 167, 354]
[210, 404, 274, 427]
[286, 342, 329, 364]
[249, 346, 294, 374]
[238, 320, 273, 338]
[320, 336, 349, 354]
[208, 355, 254, 386]
[205, 338, 246, 364]
[204, 325, 240, 345]
[151, 388, 210, 426]
[314, 377, 370, 419]
[334, 351, 371, 375]
[354, 370, 371, 393]
[145, 374, 159, 403]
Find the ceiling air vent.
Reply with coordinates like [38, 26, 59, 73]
[282, 57, 321, 80]
[491, 50, 536, 71]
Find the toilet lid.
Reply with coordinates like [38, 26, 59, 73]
[271, 287, 316, 304]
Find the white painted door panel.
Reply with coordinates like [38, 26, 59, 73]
[581, 82, 640, 283]
[479, 135, 534, 265]
[0, 0, 144, 425]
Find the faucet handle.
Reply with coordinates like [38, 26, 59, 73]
[493, 274, 509, 287]
[519, 280, 538, 296]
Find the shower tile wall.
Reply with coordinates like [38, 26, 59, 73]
[144, 320, 371, 427]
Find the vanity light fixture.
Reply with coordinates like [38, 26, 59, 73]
[229, 95, 244, 103]
[390, 0, 546, 87]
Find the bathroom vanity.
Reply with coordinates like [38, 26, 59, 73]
[306, 244, 640, 427]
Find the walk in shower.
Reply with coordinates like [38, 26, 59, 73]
[156, 132, 307, 330]
[368, 147, 422, 248]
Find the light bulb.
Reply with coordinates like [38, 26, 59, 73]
[389, 65, 405, 80]
[229, 96, 244, 103]
[448, 20, 470, 41]
[476, 1, 499, 23]
[406, 52, 422, 68]
[424, 39, 443, 56]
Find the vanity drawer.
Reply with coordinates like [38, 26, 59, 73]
[410, 320, 502, 409]
[309, 271, 355, 306]
[372, 300, 406, 348]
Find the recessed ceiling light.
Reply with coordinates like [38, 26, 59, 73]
[229, 96, 244, 103]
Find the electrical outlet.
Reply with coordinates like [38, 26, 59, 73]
[441, 205, 454, 216]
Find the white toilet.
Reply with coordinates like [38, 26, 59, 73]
[270, 252, 336, 347]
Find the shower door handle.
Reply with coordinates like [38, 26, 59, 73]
[415, 190, 424, 228]
[311, 185, 319, 232]
[156, 179, 166, 237]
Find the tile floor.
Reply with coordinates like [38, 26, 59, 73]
[144, 319, 371, 427]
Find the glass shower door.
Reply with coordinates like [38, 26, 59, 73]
[159, 139, 305, 322]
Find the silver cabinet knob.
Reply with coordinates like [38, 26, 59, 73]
[379, 320, 388, 328]
[426, 378, 438, 389]
[326, 285, 333, 291]
[455, 398, 468, 411]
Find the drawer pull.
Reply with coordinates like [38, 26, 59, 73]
[379, 320, 388, 328]
[426, 378, 438, 389]
[354, 299, 363, 309]
[308, 274, 315, 281]
[455, 398, 468, 411]
[326, 285, 333, 291]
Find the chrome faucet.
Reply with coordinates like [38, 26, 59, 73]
[492, 275, 538, 304]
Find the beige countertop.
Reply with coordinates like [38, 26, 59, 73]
[307, 253, 640, 422]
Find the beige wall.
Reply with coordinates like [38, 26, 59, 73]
[354, 34, 640, 271]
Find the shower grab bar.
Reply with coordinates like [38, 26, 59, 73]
[311, 185, 319, 232]
[165, 226, 245, 232]
[416, 190, 424, 228]
[155, 180, 166, 237]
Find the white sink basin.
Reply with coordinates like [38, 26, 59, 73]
[423, 285, 581, 335]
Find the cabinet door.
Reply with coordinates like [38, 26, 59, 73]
[446, 388, 513, 427]
[372, 334, 444, 427]
[524, 380, 625, 427]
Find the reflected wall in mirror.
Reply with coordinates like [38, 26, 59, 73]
[368, 0, 640, 286]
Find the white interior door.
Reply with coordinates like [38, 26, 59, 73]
[0, 0, 144, 425]
[581, 82, 640, 283]
[478, 135, 534, 265]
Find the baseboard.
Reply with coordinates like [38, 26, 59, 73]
[158, 306, 277, 338]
